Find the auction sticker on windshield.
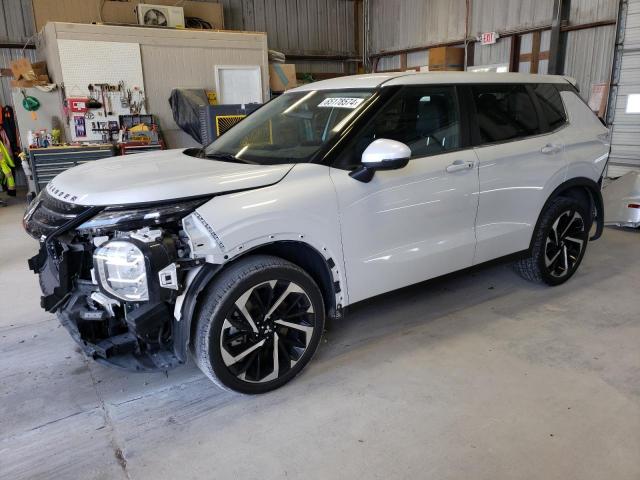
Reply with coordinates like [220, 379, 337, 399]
[318, 97, 365, 109]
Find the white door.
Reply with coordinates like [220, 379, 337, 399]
[330, 86, 480, 304]
[471, 83, 569, 264]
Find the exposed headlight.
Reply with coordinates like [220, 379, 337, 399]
[78, 199, 208, 234]
[94, 241, 149, 301]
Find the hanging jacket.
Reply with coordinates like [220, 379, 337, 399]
[2, 106, 20, 160]
[0, 139, 15, 194]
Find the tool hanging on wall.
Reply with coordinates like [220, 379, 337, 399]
[21, 90, 40, 120]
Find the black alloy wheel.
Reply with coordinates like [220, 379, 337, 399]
[515, 196, 590, 286]
[193, 255, 325, 394]
[544, 209, 587, 279]
[219, 279, 317, 383]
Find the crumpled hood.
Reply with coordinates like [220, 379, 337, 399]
[46, 149, 294, 206]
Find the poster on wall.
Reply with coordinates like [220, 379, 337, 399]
[74, 116, 86, 137]
[57, 39, 147, 142]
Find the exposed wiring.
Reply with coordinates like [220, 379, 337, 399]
[185, 17, 213, 29]
[98, 0, 105, 23]
[21, 32, 38, 54]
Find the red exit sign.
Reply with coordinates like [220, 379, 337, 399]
[480, 32, 499, 45]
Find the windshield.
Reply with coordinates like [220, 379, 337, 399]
[204, 89, 374, 165]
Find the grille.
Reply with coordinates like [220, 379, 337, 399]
[25, 191, 92, 239]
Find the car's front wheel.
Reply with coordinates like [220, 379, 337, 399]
[515, 196, 591, 286]
[193, 255, 325, 394]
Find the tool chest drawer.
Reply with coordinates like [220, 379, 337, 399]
[29, 146, 116, 193]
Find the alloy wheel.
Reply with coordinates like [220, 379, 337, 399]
[544, 209, 586, 278]
[219, 280, 317, 383]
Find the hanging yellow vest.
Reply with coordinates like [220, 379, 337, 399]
[0, 141, 16, 192]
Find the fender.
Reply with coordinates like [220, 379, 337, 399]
[172, 263, 221, 362]
[172, 238, 342, 362]
[530, 177, 604, 250]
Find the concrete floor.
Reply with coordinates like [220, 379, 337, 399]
[1, 193, 639, 480]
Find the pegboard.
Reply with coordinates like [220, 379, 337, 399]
[57, 39, 147, 141]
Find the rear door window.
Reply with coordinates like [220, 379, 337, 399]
[532, 84, 567, 132]
[472, 84, 540, 143]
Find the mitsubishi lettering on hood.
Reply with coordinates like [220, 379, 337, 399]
[47, 149, 294, 206]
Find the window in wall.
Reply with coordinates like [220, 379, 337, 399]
[533, 84, 567, 132]
[336, 86, 461, 168]
[472, 84, 540, 143]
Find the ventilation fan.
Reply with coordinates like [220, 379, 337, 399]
[137, 4, 185, 28]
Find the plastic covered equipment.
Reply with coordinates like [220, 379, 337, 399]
[168, 89, 210, 145]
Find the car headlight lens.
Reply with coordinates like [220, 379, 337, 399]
[78, 199, 208, 234]
[94, 241, 149, 301]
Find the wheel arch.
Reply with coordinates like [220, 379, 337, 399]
[174, 240, 340, 361]
[530, 176, 604, 251]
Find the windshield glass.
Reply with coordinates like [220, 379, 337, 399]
[204, 89, 374, 165]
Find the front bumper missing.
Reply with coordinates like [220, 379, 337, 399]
[30, 243, 184, 372]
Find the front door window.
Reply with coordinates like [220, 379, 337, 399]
[337, 86, 461, 169]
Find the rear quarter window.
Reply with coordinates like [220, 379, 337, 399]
[533, 84, 567, 132]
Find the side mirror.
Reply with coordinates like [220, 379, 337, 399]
[350, 139, 411, 182]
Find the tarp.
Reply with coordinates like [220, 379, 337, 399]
[168, 88, 209, 144]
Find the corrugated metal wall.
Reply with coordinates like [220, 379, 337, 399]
[368, 0, 618, 101]
[0, 0, 36, 43]
[564, 25, 617, 94]
[218, 0, 357, 56]
[471, 0, 554, 33]
[570, 0, 618, 23]
[0, 0, 37, 106]
[369, 0, 466, 54]
[368, 0, 616, 57]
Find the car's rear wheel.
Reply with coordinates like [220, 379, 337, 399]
[193, 255, 325, 394]
[515, 196, 590, 286]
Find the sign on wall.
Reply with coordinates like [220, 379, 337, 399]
[480, 32, 499, 45]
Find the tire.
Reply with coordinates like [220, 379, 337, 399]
[515, 196, 590, 286]
[192, 255, 325, 394]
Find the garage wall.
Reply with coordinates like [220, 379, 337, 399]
[0, 0, 38, 106]
[0, 0, 36, 44]
[40, 22, 270, 149]
[564, 25, 617, 94]
[219, 0, 357, 56]
[368, 0, 466, 54]
[217, 0, 359, 75]
[608, 0, 640, 176]
[471, 0, 554, 33]
[368, 0, 618, 101]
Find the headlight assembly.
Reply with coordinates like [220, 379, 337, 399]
[93, 232, 178, 303]
[78, 198, 208, 234]
[94, 241, 149, 301]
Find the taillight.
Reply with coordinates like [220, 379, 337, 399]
[628, 204, 640, 209]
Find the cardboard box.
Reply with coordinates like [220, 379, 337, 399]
[102, 2, 139, 25]
[32, 0, 223, 31]
[9, 58, 50, 87]
[589, 83, 609, 118]
[429, 47, 465, 71]
[269, 64, 297, 92]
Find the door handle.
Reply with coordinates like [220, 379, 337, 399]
[446, 160, 475, 173]
[541, 143, 563, 155]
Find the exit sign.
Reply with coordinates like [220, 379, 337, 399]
[480, 32, 499, 45]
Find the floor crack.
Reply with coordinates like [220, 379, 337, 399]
[85, 358, 132, 480]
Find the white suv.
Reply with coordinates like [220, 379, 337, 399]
[25, 72, 609, 393]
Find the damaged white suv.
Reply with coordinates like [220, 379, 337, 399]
[25, 72, 609, 393]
